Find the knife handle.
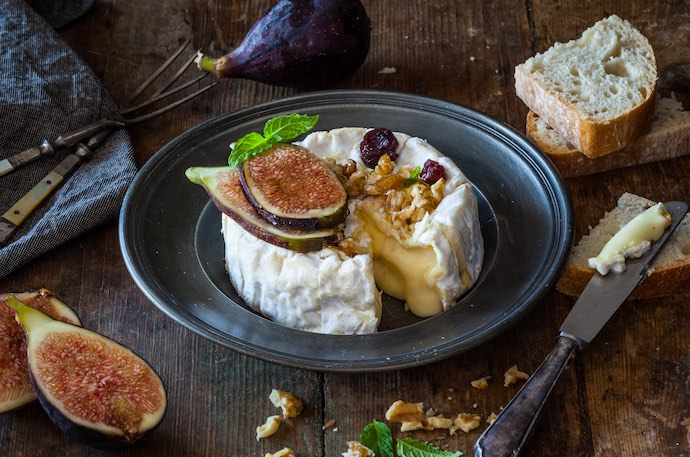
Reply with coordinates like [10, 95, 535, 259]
[474, 336, 580, 457]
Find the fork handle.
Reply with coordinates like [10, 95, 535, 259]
[0, 119, 122, 178]
[0, 143, 93, 246]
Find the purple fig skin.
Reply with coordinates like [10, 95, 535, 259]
[197, 0, 371, 87]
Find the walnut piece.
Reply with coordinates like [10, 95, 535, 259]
[452, 413, 482, 434]
[342, 441, 375, 457]
[486, 412, 498, 424]
[471, 376, 491, 390]
[385, 400, 426, 424]
[256, 415, 281, 441]
[269, 389, 303, 418]
[504, 365, 530, 386]
[265, 448, 295, 457]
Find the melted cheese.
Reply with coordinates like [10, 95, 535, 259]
[358, 205, 443, 317]
[588, 202, 671, 275]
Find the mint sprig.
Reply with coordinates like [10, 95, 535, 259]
[396, 437, 462, 457]
[404, 165, 421, 187]
[361, 421, 394, 457]
[228, 113, 319, 168]
[358, 421, 462, 457]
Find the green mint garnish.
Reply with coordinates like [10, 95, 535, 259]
[404, 165, 421, 187]
[360, 420, 394, 457]
[396, 437, 462, 457]
[228, 113, 319, 168]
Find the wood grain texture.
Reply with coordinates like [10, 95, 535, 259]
[1, 0, 689, 456]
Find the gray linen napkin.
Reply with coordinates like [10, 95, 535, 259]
[0, 0, 136, 279]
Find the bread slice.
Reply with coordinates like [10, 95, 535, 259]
[527, 95, 690, 177]
[556, 193, 690, 299]
[515, 15, 657, 159]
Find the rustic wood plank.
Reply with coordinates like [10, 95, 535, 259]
[2, 0, 689, 456]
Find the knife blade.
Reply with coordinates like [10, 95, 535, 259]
[474, 200, 688, 457]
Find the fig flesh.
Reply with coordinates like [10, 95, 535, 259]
[6, 296, 167, 448]
[0, 289, 80, 413]
[239, 144, 347, 229]
[186, 166, 338, 252]
[196, 0, 371, 87]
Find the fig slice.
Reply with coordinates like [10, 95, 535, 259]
[239, 143, 348, 229]
[186, 166, 338, 252]
[6, 296, 167, 448]
[0, 289, 81, 413]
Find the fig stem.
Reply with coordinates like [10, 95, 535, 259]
[5, 296, 54, 332]
[194, 52, 219, 75]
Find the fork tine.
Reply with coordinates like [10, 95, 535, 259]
[123, 81, 218, 125]
[119, 73, 209, 117]
[122, 37, 192, 106]
[150, 51, 199, 99]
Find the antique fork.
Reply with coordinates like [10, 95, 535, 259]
[0, 38, 217, 178]
[0, 39, 218, 246]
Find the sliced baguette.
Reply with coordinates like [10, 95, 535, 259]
[556, 192, 690, 299]
[515, 15, 657, 159]
[527, 95, 690, 177]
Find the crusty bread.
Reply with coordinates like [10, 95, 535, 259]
[527, 95, 690, 177]
[556, 193, 690, 299]
[515, 15, 657, 159]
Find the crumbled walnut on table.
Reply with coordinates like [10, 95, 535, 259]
[342, 441, 375, 457]
[503, 365, 529, 386]
[265, 448, 295, 457]
[486, 412, 498, 424]
[269, 389, 303, 418]
[452, 413, 482, 434]
[256, 415, 281, 441]
[471, 376, 491, 390]
[385, 400, 426, 425]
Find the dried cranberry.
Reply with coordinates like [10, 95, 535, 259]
[359, 128, 399, 168]
[420, 159, 445, 184]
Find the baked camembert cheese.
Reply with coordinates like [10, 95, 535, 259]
[220, 127, 484, 334]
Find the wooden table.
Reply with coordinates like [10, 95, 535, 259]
[2, 1, 689, 456]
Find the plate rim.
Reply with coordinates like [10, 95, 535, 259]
[118, 89, 573, 372]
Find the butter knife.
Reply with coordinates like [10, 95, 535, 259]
[474, 200, 689, 457]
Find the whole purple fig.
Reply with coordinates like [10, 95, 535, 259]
[196, 0, 371, 87]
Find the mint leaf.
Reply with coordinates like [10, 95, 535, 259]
[360, 420, 394, 457]
[228, 114, 319, 168]
[228, 132, 271, 168]
[396, 437, 462, 457]
[404, 165, 422, 187]
[264, 114, 319, 143]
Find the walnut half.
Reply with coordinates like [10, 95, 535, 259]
[269, 389, 303, 418]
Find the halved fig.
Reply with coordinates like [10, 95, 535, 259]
[6, 296, 166, 448]
[239, 143, 347, 229]
[186, 166, 338, 252]
[0, 289, 80, 413]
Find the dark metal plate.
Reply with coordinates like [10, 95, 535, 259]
[119, 90, 573, 372]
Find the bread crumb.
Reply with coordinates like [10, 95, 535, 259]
[471, 376, 491, 390]
[469, 55, 476, 61]
[270, 389, 303, 418]
[265, 448, 295, 457]
[256, 415, 281, 441]
[504, 365, 529, 386]
[378, 67, 396, 74]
